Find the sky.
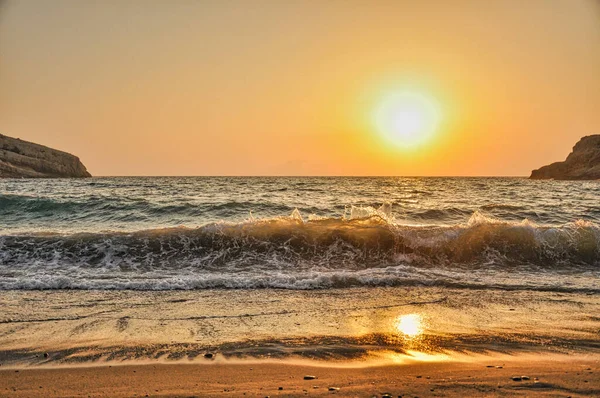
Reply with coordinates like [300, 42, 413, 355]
[1, 0, 599, 176]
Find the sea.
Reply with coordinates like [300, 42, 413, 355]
[1, 177, 598, 293]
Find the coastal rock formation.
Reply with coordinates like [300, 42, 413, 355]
[0, 133, 91, 178]
[530, 135, 600, 180]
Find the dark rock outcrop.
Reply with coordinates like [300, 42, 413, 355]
[0, 133, 91, 178]
[530, 135, 600, 180]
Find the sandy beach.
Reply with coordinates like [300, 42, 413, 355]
[2, 355, 599, 397]
[1, 287, 599, 396]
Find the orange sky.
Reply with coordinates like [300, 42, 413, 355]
[1, 0, 599, 176]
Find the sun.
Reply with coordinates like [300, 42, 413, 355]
[374, 91, 441, 149]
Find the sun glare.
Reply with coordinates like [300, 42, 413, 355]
[374, 91, 441, 149]
[395, 313, 423, 337]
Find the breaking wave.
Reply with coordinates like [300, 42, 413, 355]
[0, 209, 598, 291]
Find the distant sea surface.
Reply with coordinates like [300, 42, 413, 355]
[1, 177, 599, 292]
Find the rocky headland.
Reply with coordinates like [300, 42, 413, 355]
[0, 133, 91, 178]
[530, 135, 600, 180]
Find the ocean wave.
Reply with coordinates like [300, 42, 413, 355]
[0, 210, 598, 272]
[480, 204, 527, 211]
[0, 194, 296, 222]
[411, 208, 473, 220]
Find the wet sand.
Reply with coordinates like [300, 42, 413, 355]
[1, 287, 599, 396]
[2, 287, 599, 363]
[1, 355, 599, 397]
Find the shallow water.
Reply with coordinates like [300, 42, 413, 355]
[0, 177, 599, 291]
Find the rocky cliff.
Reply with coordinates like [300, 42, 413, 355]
[530, 135, 600, 180]
[0, 134, 91, 178]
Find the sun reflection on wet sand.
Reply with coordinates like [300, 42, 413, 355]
[395, 313, 423, 337]
[384, 312, 445, 360]
[383, 350, 451, 364]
